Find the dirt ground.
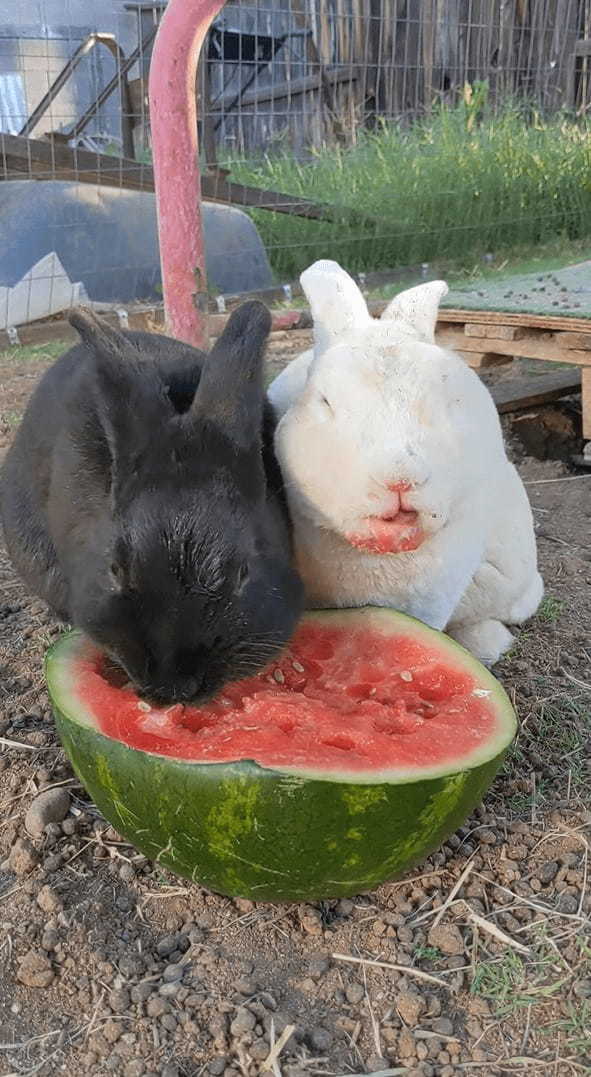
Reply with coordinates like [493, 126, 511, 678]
[0, 339, 590, 1077]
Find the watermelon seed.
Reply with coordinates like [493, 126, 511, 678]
[369, 687, 377, 695]
[400, 671, 413, 682]
[137, 701, 151, 712]
[292, 660, 305, 673]
[473, 688, 492, 697]
[273, 669, 285, 684]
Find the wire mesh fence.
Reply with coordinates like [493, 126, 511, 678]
[1, 0, 591, 335]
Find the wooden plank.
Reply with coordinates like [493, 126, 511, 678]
[0, 305, 165, 350]
[437, 306, 591, 334]
[363, 301, 591, 336]
[582, 368, 591, 439]
[490, 369, 581, 413]
[210, 66, 359, 112]
[422, 0, 435, 109]
[436, 325, 591, 366]
[0, 133, 154, 191]
[0, 134, 376, 225]
[464, 323, 529, 340]
[208, 309, 303, 337]
[553, 331, 591, 349]
[551, 0, 579, 110]
[574, 38, 591, 56]
[566, 50, 577, 107]
[0, 305, 311, 352]
[199, 172, 358, 222]
[464, 323, 591, 347]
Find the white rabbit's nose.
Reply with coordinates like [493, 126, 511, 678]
[367, 482, 416, 519]
[385, 481, 416, 514]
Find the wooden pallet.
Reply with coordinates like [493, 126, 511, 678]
[435, 308, 591, 439]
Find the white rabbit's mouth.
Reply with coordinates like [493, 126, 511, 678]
[346, 508, 424, 555]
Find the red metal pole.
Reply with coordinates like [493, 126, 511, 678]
[148, 0, 225, 348]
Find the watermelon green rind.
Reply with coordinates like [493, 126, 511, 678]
[45, 609, 516, 900]
[45, 608, 516, 784]
[52, 706, 505, 900]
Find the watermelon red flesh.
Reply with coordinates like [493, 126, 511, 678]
[46, 609, 516, 900]
[57, 611, 509, 782]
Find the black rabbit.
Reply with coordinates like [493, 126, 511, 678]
[0, 303, 304, 702]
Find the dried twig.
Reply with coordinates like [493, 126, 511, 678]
[261, 1021, 295, 1073]
[362, 963, 381, 1058]
[0, 887, 22, 904]
[562, 671, 591, 691]
[0, 736, 59, 752]
[524, 475, 591, 485]
[520, 1003, 533, 1054]
[473, 873, 586, 924]
[332, 953, 453, 990]
[414, 856, 475, 927]
[463, 905, 530, 955]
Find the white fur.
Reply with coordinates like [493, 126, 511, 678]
[269, 260, 543, 665]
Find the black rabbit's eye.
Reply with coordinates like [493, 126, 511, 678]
[110, 559, 134, 594]
[109, 561, 130, 595]
[236, 563, 250, 593]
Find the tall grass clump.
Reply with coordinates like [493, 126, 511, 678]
[229, 102, 591, 280]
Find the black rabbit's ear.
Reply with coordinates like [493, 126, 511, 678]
[70, 307, 169, 421]
[191, 301, 272, 449]
[69, 308, 143, 393]
[70, 309, 170, 504]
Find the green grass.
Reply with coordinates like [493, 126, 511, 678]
[471, 950, 528, 1014]
[229, 102, 591, 280]
[534, 695, 590, 795]
[543, 944, 591, 1064]
[0, 340, 69, 364]
[413, 945, 443, 963]
[536, 596, 565, 624]
[471, 945, 571, 1016]
[0, 409, 22, 428]
[503, 777, 549, 818]
[500, 689, 590, 816]
[549, 1001, 591, 1061]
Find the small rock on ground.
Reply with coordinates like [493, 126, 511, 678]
[427, 922, 465, 956]
[7, 836, 39, 874]
[25, 787, 70, 837]
[16, 949, 55, 988]
[396, 989, 426, 1026]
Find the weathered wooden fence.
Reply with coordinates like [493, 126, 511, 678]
[206, 0, 590, 156]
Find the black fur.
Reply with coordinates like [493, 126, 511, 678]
[0, 304, 303, 702]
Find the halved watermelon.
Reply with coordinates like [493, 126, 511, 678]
[46, 609, 515, 900]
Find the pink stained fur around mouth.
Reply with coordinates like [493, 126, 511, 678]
[346, 510, 425, 554]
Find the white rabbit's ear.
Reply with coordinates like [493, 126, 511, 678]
[300, 260, 371, 352]
[381, 281, 449, 343]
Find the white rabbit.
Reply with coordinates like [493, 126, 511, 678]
[268, 260, 543, 665]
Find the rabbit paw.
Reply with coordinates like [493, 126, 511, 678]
[447, 619, 514, 667]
